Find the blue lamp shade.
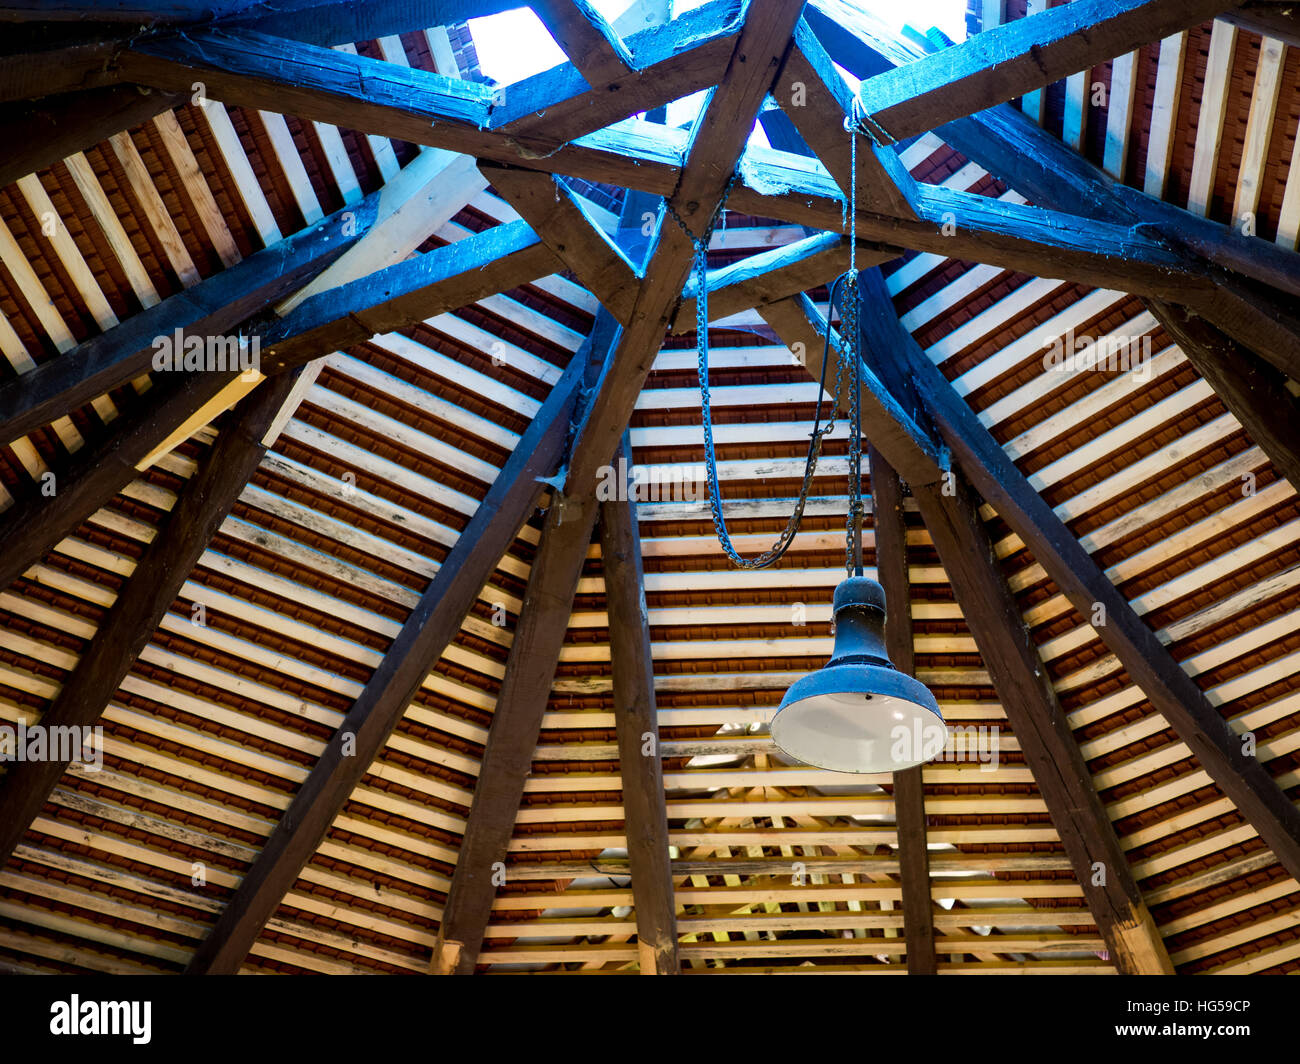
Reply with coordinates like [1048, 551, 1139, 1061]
[771, 576, 946, 774]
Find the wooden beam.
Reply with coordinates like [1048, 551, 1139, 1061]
[1222, 2, 1300, 49]
[259, 219, 561, 372]
[184, 348, 589, 974]
[531, 0, 635, 84]
[774, 19, 915, 216]
[0, 370, 302, 868]
[907, 469, 1173, 975]
[1187, 19, 1238, 218]
[491, 0, 743, 147]
[0, 87, 184, 188]
[0, 369, 237, 594]
[1144, 299, 1300, 493]
[0, 199, 373, 451]
[277, 148, 489, 315]
[870, 449, 936, 976]
[432, 490, 600, 975]
[481, 165, 641, 325]
[601, 437, 679, 975]
[430, 318, 614, 976]
[855, 0, 1238, 142]
[856, 268, 1300, 889]
[672, 231, 897, 332]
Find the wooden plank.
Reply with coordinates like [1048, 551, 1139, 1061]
[0, 198, 374, 450]
[1143, 32, 1186, 197]
[1102, 50, 1139, 180]
[481, 165, 641, 325]
[1186, 19, 1238, 217]
[1231, 35, 1285, 231]
[0, 87, 184, 189]
[0, 371, 302, 868]
[854, 268, 1300, 890]
[855, 0, 1232, 142]
[1020, 0, 1048, 123]
[870, 449, 936, 976]
[184, 347, 590, 973]
[259, 219, 561, 372]
[152, 108, 242, 267]
[601, 437, 679, 975]
[532, 0, 635, 84]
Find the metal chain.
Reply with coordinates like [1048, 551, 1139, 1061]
[678, 111, 869, 572]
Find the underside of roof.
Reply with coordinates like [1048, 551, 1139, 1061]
[0, 0, 1297, 976]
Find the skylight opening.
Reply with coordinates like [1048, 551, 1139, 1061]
[471, 1, 969, 88]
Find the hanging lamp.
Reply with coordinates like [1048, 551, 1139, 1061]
[681, 105, 946, 774]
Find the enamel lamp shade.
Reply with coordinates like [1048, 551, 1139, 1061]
[771, 576, 946, 774]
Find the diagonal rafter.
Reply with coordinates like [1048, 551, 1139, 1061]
[430, 317, 615, 976]
[0, 198, 376, 453]
[531, 0, 635, 84]
[774, 18, 915, 216]
[559, 0, 806, 501]
[855, 0, 1244, 143]
[481, 163, 642, 325]
[601, 437, 680, 975]
[0, 369, 305, 868]
[869, 448, 937, 975]
[851, 267, 1300, 888]
[910, 467, 1173, 974]
[0, 369, 238, 594]
[184, 341, 590, 973]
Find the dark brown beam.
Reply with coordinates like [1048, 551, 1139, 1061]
[531, 0, 634, 84]
[184, 348, 589, 974]
[0, 369, 237, 595]
[259, 219, 560, 374]
[0, 198, 376, 452]
[560, 0, 805, 499]
[492, 0, 742, 147]
[908, 469, 1173, 974]
[1146, 299, 1300, 493]
[431, 487, 600, 975]
[115, 26, 1225, 300]
[0, 86, 184, 188]
[601, 437, 679, 974]
[431, 313, 617, 975]
[855, 267, 1300, 889]
[671, 231, 898, 333]
[479, 165, 642, 326]
[1221, 3, 1300, 49]
[856, 0, 1241, 142]
[0, 370, 302, 868]
[869, 447, 936, 976]
[775, 19, 915, 216]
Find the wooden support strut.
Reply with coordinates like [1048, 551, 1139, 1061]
[185, 349, 589, 974]
[430, 319, 616, 976]
[0, 370, 304, 869]
[602, 436, 680, 974]
[853, 266, 1300, 890]
[869, 448, 937, 975]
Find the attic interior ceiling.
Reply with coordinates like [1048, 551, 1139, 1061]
[0, 0, 1297, 976]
